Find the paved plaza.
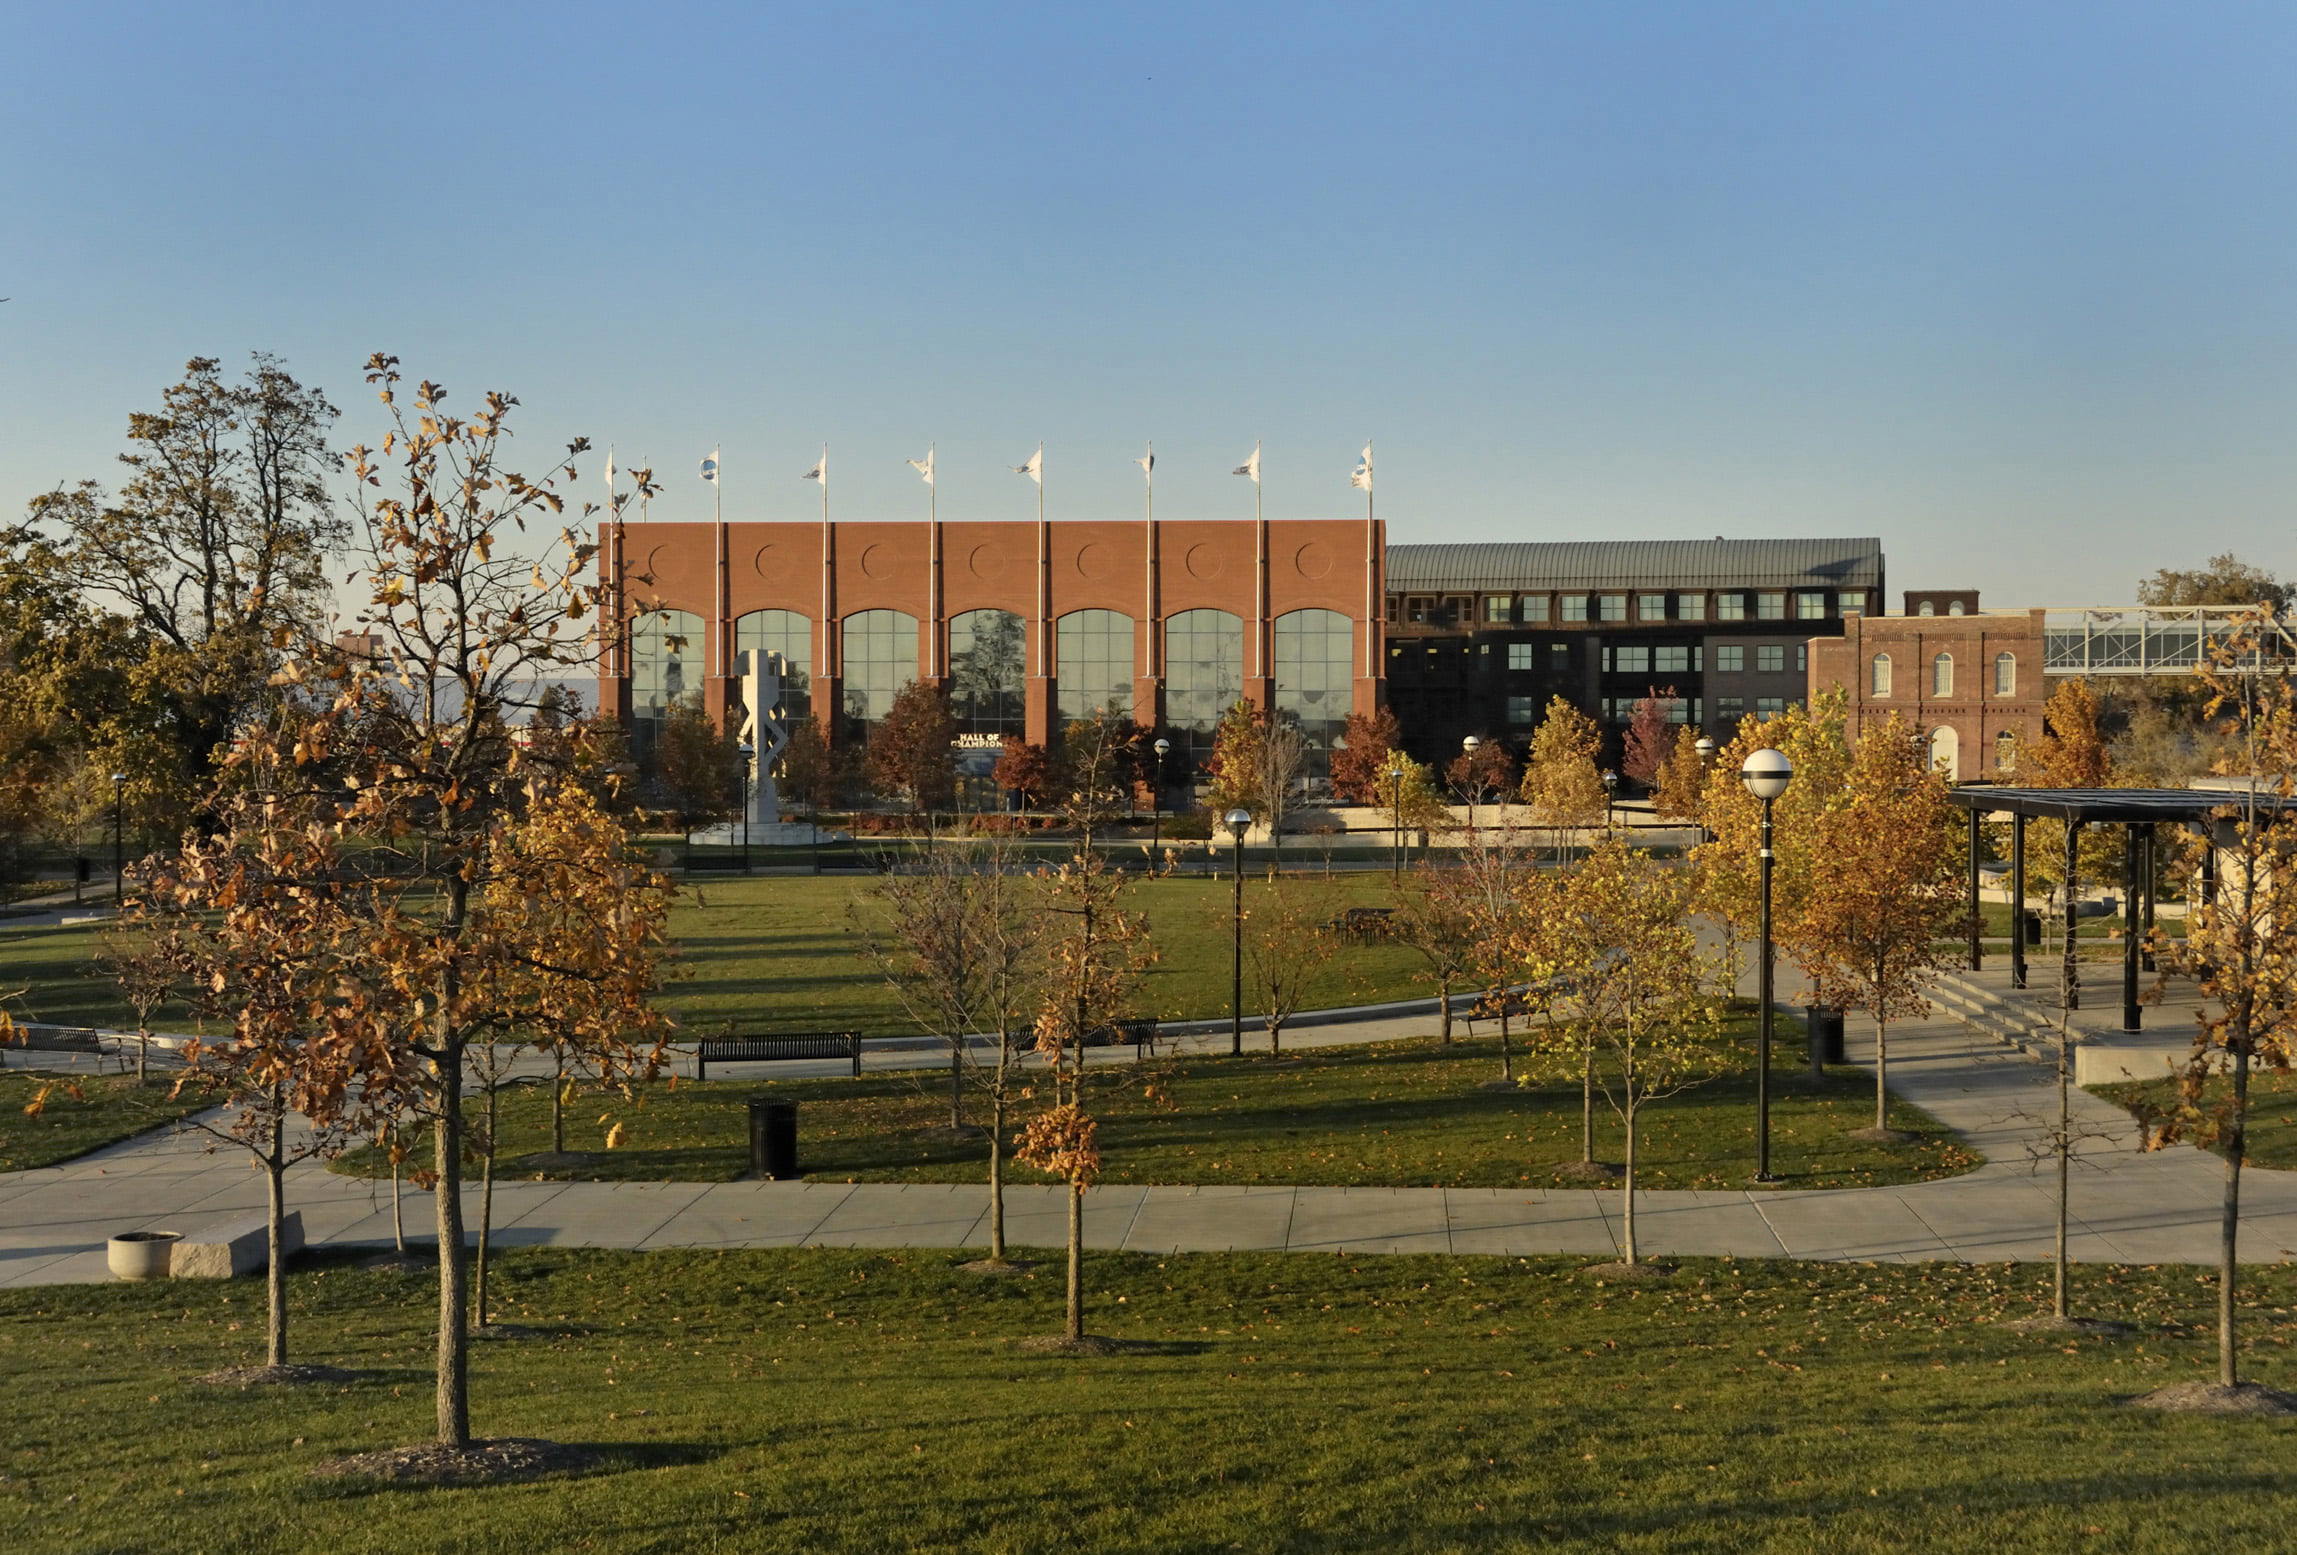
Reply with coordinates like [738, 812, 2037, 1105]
[5, 987, 2295, 1288]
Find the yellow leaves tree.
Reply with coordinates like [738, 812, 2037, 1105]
[1651, 726, 1712, 824]
[1375, 751, 1448, 878]
[1793, 712, 1961, 1137]
[1694, 689, 1853, 978]
[1517, 696, 1606, 855]
[2146, 614, 2297, 1402]
[1519, 840, 1727, 1265]
[1014, 849, 1154, 1345]
[1240, 878, 1337, 1054]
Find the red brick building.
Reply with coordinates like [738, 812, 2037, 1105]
[1807, 603, 2047, 780]
[597, 516, 1384, 760]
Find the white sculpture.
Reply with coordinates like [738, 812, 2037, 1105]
[734, 649, 791, 827]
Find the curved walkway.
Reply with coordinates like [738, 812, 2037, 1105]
[5, 993, 2295, 1287]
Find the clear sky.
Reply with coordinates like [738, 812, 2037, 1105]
[5, 2, 2293, 604]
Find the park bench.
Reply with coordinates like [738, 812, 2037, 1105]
[1082, 1019, 1159, 1058]
[1326, 906, 1395, 943]
[694, 1032, 863, 1080]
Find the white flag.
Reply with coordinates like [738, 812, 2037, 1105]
[907, 447, 935, 486]
[1136, 443, 1154, 482]
[1350, 441, 1373, 492]
[604, 449, 616, 492]
[699, 449, 719, 484]
[1232, 442, 1260, 483]
[1012, 446, 1042, 485]
[801, 447, 827, 484]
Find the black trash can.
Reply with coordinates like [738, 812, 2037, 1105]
[1805, 1006, 1847, 1071]
[747, 1098, 798, 1180]
[2022, 909, 2043, 947]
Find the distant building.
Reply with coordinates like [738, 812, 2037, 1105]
[1809, 606, 2047, 781]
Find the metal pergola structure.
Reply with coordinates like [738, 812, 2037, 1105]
[1946, 786, 2296, 1032]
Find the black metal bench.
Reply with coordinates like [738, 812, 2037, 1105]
[1082, 1018, 1158, 1058]
[694, 1032, 863, 1080]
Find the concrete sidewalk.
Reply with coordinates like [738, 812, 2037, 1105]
[6, 995, 2295, 1287]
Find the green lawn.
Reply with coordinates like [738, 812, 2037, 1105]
[2092, 1069, 2297, 1170]
[0, 1069, 211, 1172]
[1, 1247, 2291, 1554]
[338, 1018, 1977, 1190]
[0, 873, 1433, 1036]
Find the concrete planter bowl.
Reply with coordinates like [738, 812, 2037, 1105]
[107, 1230, 180, 1281]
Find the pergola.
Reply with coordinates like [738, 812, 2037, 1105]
[1945, 786, 2290, 1032]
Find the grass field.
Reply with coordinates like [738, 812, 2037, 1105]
[1, 1246, 2291, 1554]
[0, 1069, 211, 1172]
[0, 873, 1433, 1036]
[336, 1018, 1976, 1191]
[2092, 1069, 2297, 1170]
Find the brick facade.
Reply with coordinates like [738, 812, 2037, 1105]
[1808, 609, 2047, 780]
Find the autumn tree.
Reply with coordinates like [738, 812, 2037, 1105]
[1518, 696, 1606, 856]
[1510, 861, 1614, 1180]
[993, 737, 1060, 809]
[1695, 691, 1853, 982]
[1375, 750, 1448, 878]
[777, 715, 848, 813]
[2141, 617, 2297, 1410]
[1014, 850, 1154, 1346]
[1199, 699, 1266, 822]
[1241, 879, 1336, 1052]
[1060, 710, 1139, 847]
[1330, 706, 1400, 804]
[140, 803, 374, 1381]
[1449, 832, 1538, 1084]
[1651, 725, 1711, 823]
[1253, 713, 1310, 872]
[2013, 677, 2122, 978]
[30, 355, 341, 819]
[1522, 840, 1728, 1266]
[1794, 712, 1960, 1138]
[1445, 737, 1517, 818]
[1392, 862, 1480, 1041]
[864, 679, 958, 814]
[1620, 693, 1676, 787]
[644, 690, 742, 827]
[195, 355, 678, 1458]
[2136, 553, 2289, 613]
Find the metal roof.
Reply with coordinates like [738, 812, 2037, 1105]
[1384, 538, 1884, 593]
[1946, 786, 2297, 824]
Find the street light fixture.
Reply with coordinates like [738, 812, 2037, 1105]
[1693, 736, 1718, 842]
[1600, 768, 1619, 838]
[1739, 747, 1794, 1184]
[1460, 735, 1481, 832]
[1152, 738, 1171, 853]
[736, 742, 755, 875]
[1224, 806, 1253, 1057]
[110, 772, 126, 906]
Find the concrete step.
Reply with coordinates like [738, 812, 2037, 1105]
[1924, 973, 2062, 1061]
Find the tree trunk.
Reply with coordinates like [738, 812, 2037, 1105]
[1269, 1017, 1281, 1056]
[1498, 1008, 1513, 1084]
[2219, 1044, 2249, 1387]
[266, 1106, 288, 1369]
[1580, 1045, 1596, 1163]
[987, 1094, 1008, 1262]
[474, 1077, 498, 1331]
[1620, 1095, 1639, 1266]
[434, 1037, 471, 1448]
[551, 1054, 567, 1156]
[1065, 1178, 1084, 1342]
[1873, 1015, 1889, 1133]
[1438, 979, 1454, 1043]
[136, 1023, 150, 1085]
[949, 1036, 964, 1131]
[390, 1145, 405, 1255]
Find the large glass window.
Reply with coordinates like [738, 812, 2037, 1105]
[1993, 652, 2017, 697]
[1871, 653, 1893, 697]
[1932, 653, 1954, 696]
[1716, 593, 1746, 622]
[841, 609, 919, 728]
[949, 609, 1026, 735]
[1056, 609, 1134, 724]
[630, 607, 704, 728]
[1677, 593, 1705, 622]
[1797, 592, 1827, 621]
[1164, 609, 1244, 755]
[1757, 592, 1786, 621]
[1637, 593, 1667, 620]
[1757, 645, 1785, 672]
[1654, 645, 1693, 674]
[1275, 608, 1354, 752]
[1562, 595, 1589, 623]
[734, 609, 812, 722]
[1715, 645, 1745, 672]
[1598, 594, 1627, 622]
[1521, 595, 1550, 622]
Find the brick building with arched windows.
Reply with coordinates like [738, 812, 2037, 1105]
[1806, 598, 2048, 781]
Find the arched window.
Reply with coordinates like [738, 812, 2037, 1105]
[1947, 601, 1966, 616]
[949, 609, 1026, 735]
[1993, 652, 2016, 697]
[1929, 725, 1960, 782]
[1275, 608, 1354, 755]
[1055, 609, 1135, 724]
[841, 609, 919, 728]
[1870, 653, 1893, 698]
[1995, 729, 2017, 771]
[1932, 652, 1954, 697]
[629, 607, 704, 766]
[734, 609, 812, 721]
[1918, 601, 1935, 617]
[1163, 609, 1243, 756]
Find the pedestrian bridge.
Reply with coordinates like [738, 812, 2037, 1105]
[2043, 605, 2295, 675]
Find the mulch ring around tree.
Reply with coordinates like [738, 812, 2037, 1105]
[1017, 1334, 1149, 1357]
[957, 1258, 1031, 1276]
[1999, 1314, 2136, 1338]
[311, 1437, 601, 1486]
[195, 1364, 363, 1388]
[1551, 1161, 1624, 1185]
[1582, 1260, 1676, 1282]
[2127, 1381, 2297, 1416]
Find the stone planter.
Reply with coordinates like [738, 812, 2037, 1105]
[107, 1230, 180, 1281]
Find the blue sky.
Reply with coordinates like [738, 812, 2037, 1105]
[5, 2, 2293, 603]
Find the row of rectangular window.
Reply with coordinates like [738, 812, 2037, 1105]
[1501, 693, 1800, 728]
[1509, 642, 1811, 674]
[1420, 589, 1865, 626]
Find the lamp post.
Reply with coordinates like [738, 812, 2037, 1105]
[1152, 737, 1170, 854]
[737, 742, 755, 875]
[1225, 806, 1253, 1056]
[1740, 747, 1794, 1183]
[1460, 734, 1481, 834]
[110, 772, 126, 906]
[1694, 736, 1717, 842]
[1600, 768, 1619, 838]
